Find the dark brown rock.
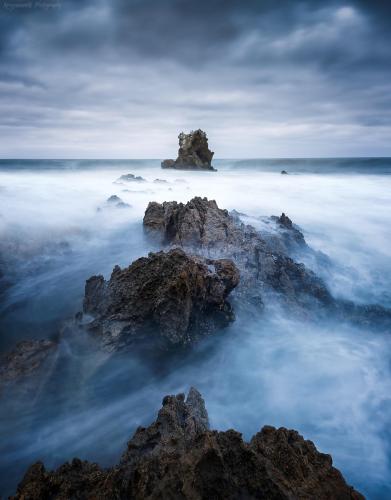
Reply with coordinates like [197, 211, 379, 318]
[12, 388, 364, 500]
[82, 248, 239, 351]
[143, 197, 391, 328]
[161, 129, 216, 171]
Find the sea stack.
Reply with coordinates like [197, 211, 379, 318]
[161, 129, 216, 171]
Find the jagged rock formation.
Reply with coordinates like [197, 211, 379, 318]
[265, 212, 307, 254]
[81, 248, 239, 351]
[12, 388, 364, 500]
[161, 129, 216, 171]
[143, 197, 391, 328]
[143, 197, 331, 309]
[0, 340, 57, 392]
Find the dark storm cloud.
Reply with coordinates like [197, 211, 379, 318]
[0, 0, 390, 157]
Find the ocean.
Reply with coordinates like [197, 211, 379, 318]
[1, 158, 391, 498]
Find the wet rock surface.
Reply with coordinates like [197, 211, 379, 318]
[0, 340, 57, 391]
[12, 387, 364, 500]
[143, 197, 332, 309]
[265, 212, 307, 254]
[161, 129, 216, 171]
[143, 197, 391, 329]
[82, 248, 239, 351]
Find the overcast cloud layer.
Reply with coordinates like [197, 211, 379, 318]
[0, 0, 390, 158]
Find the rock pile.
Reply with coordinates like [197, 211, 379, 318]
[143, 197, 331, 309]
[82, 248, 239, 351]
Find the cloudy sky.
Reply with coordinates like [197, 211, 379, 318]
[0, 0, 390, 158]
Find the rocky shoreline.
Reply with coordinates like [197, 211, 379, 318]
[11, 388, 364, 500]
[3, 186, 391, 497]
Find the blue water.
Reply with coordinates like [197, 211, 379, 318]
[1, 157, 391, 173]
[1, 159, 391, 498]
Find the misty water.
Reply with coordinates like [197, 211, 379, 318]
[1, 159, 391, 498]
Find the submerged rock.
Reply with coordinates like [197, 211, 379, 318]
[0, 340, 57, 391]
[13, 387, 364, 500]
[115, 173, 146, 183]
[153, 178, 168, 184]
[106, 195, 131, 208]
[161, 129, 216, 171]
[82, 248, 239, 351]
[143, 197, 331, 309]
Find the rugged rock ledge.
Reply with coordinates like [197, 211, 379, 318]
[12, 388, 364, 500]
[162, 129, 216, 171]
[143, 197, 332, 310]
[143, 197, 391, 330]
[81, 248, 239, 351]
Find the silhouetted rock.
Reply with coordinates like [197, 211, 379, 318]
[281, 170, 288, 174]
[12, 388, 364, 500]
[82, 248, 239, 351]
[161, 129, 216, 171]
[277, 212, 292, 228]
[0, 340, 57, 391]
[144, 197, 332, 309]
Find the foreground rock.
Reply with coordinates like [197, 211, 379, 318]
[144, 197, 331, 309]
[82, 248, 239, 351]
[0, 340, 57, 392]
[13, 388, 364, 500]
[161, 129, 216, 171]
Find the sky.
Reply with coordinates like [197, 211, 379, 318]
[0, 0, 390, 158]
